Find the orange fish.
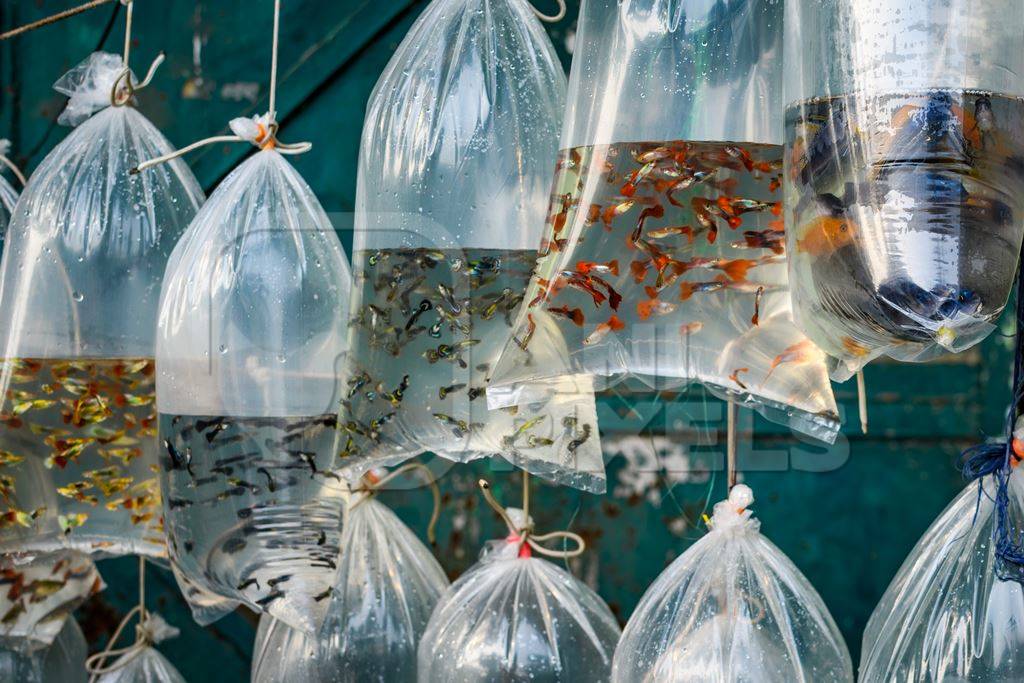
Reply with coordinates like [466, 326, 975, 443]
[764, 339, 818, 381]
[548, 305, 585, 327]
[679, 322, 703, 335]
[630, 260, 651, 283]
[730, 367, 750, 389]
[636, 299, 677, 320]
[577, 259, 619, 276]
[795, 216, 855, 256]
[583, 315, 625, 346]
[602, 200, 635, 229]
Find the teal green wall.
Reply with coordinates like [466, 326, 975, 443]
[0, 1, 1013, 680]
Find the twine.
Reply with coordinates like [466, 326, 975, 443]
[85, 556, 150, 680]
[478, 473, 585, 559]
[0, 141, 27, 186]
[856, 369, 868, 434]
[530, 0, 566, 23]
[0, 0, 118, 41]
[351, 463, 441, 545]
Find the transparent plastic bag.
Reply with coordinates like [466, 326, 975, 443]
[860, 472, 1024, 680]
[94, 614, 185, 683]
[613, 486, 852, 682]
[0, 140, 18, 241]
[156, 146, 350, 633]
[335, 0, 608, 492]
[252, 494, 448, 682]
[0, 616, 87, 683]
[418, 509, 621, 681]
[0, 550, 103, 650]
[0, 52, 204, 559]
[487, 0, 840, 443]
[784, 0, 1024, 379]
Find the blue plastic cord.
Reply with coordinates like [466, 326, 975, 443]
[961, 251, 1024, 582]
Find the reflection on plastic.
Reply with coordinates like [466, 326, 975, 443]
[0, 617, 87, 683]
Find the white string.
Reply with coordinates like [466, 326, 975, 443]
[726, 400, 737, 490]
[0, 150, 27, 186]
[85, 557, 148, 680]
[269, 0, 280, 120]
[531, 0, 566, 22]
[856, 369, 868, 434]
[121, 0, 133, 67]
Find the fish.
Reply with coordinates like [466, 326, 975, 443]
[438, 383, 467, 400]
[405, 299, 433, 330]
[602, 200, 635, 229]
[567, 424, 592, 453]
[679, 322, 704, 335]
[795, 216, 856, 256]
[637, 298, 677, 320]
[514, 314, 537, 351]
[621, 161, 657, 196]
[732, 228, 786, 255]
[764, 339, 818, 381]
[631, 204, 665, 244]
[382, 375, 410, 406]
[433, 413, 472, 438]
[752, 286, 766, 326]
[647, 225, 696, 241]
[583, 315, 625, 346]
[576, 259, 619, 276]
[548, 305, 585, 327]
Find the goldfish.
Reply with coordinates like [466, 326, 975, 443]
[583, 315, 625, 346]
[548, 305, 585, 327]
[764, 339, 819, 381]
[795, 216, 855, 256]
[576, 259, 619, 276]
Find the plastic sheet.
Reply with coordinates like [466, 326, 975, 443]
[334, 0, 608, 492]
[860, 472, 1024, 680]
[613, 486, 853, 682]
[0, 550, 103, 649]
[94, 614, 185, 683]
[157, 146, 350, 633]
[0, 616, 87, 683]
[0, 53, 204, 559]
[252, 494, 448, 682]
[487, 0, 839, 442]
[418, 509, 621, 681]
[784, 0, 1024, 379]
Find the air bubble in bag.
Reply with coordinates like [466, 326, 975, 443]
[418, 509, 621, 682]
[0, 616, 87, 683]
[784, 0, 1024, 378]
[157, 146, 350, 633]
[0, 53, 203, 560]
[612, 486, 853, 682]
[334, 0, 608, 493]
[487, 0, 840, 443]
[860, 472, 1024, 680]
[252, 494, 448, 682]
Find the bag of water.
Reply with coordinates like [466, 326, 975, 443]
[155, 127, 350, 633]
[0, 52, 203, 560]
[0, 139, 19, 240]
[334, 0, 608, 492]
[613, 486, 852, 682]
[860, 471, 1024, 680]
[418, 508, 620, 681]
[784, 0, 1024, 378]
[252, 489, 448, 682]
[0, 616, 87, 683]
[487, 0, 840, 443]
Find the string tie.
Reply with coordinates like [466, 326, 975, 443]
[478, 479, 585, 559]
[351, 463, 441, 545]
[0, 139, 27, 186]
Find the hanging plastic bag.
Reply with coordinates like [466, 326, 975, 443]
[90, 613, 186, 683]
[0, 139, 20, 241]
[613, 485, 852, 682]
[155, 126, 350, 632]
[0, 51, 204, 560]
[0, 550, 103, 650]
[860, 472, 1024, 680]
[418, 506, 620, 681]
[0, 615, 87, 683]
[487, 0, 840, 442]
[253, 485, 448, 682]
[784, 0, 1024, 378]
[334, 0, 607, 492]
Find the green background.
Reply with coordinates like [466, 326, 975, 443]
[0, 0, 1012, 679]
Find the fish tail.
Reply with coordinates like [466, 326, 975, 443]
[608, 259, 619, 276]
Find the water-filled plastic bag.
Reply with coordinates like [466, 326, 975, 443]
[156, 144, 350, 633]
[784, 0, 1024, 378]
[860, 472, 1024, 680]
[93, 614, 185, 683]
[0, 616, 87, 683]
[0, 53, 204, 559]
[334, 0, 607, 492]
[418, 509, 621, 681]
[613, 486, 852, 682]
[0, 550, 103, 649]
[252, 493, 448, 682]
[0, 152, 17, 240]
[488, 0, 839, 442]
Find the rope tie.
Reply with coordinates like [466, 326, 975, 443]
[0, 140, 27, 186]
[350, 463, 441, 545]
[0, 0, 119, 41]
[478, 477, 585, 559]
[530, 0, 566, 22]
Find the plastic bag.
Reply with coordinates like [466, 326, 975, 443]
[860, 472, 1024, 680]
[0, 52, 204, 559]
[613, 486, 852, 682]
[784, 0, 1024, 378]
[334, 0, 608, 493]
[418, 509, 621, 681]
[0, 616, 87, 683]
[0, 140, 18, 241]
[252, 494, 448, 682]
[0, 550, 103, 650]
[487, 0, 840, 442]
[94, 613, 185, 683]
[156, 145, 350, 633]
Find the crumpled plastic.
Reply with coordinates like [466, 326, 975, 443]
[0, 616, 87, 683]
[613, 486, 853, 682]
[94, 613, 186, 683]
[252, 493, 448, 682]
[418, 509, 621, 681]
[53, 52, 135, 127]
[860, 472, 1024, 680]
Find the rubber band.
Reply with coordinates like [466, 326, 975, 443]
[478, 478, 585, 559]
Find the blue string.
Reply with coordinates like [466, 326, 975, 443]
[960, 254, 1024, 583]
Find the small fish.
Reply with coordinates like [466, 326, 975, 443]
[439, 383, 467, 400]
[548, 305, 585, 327]
[637, 298, 677, 320]
[602, 200, 635, 228]
[526, 435, 555, 447]
[583, 315, 625, 346]
[765, 339, 819, 381]
[730, 367, 750, 390]
[314, 587, 334, 602]
[679, 322, 704, 335]
[514, 314, 537, 351]
[795, 216, 855, 256]
[433, 413, 471, 438]
[631, 203, 665, 244]
[237, 578, 260, 591]
[647, 225, 695, 241]
[732, 228, 786, 255]
[405, 299, 433, 330]
[752, 286, 765, 326]
[621, 161, 657, 196]
[576, 259, 619, 276]
[255, 591, 284, 607]
[567, 424, 592, 453]
[382, 375, 410, 407]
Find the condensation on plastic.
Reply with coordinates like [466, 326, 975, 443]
[613, 486, 853, 682]
[0, 616, 87, 683]
[252, 495, 448, 682]
[334, 0, 609, 491]
[418, 509, 621, 682]
[0, 550, 103, 650]
[784, 0, 1024, 379]
[860, 473, 1024, 680]
[157, 148, 350, 633]
[0, 52, 204, 560]
[487, 0, 840, 443]
[94, 614, 185, 683]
